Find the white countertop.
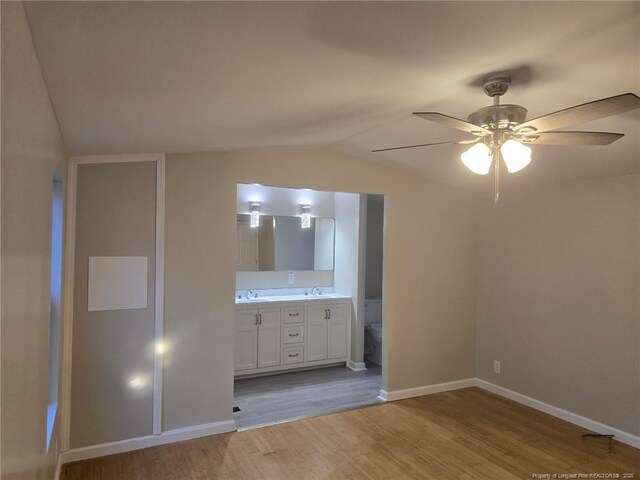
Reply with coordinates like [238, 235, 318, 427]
[235, 293, 350, 305]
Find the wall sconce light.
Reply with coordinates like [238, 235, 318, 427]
[250, 202, 261, 228]
[300, 205, 311, 229]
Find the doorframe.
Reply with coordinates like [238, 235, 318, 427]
[59, 153, 165, 451]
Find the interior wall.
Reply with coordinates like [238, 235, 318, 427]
[1, 2, 68, 478]
[164, 157, 236, 431]
[476, 174, 640, 436]
[365, 195, 384, 299]
[163, 147, 477, 432]
[334, 192, 365, 365]
[70, 162, 156, 448]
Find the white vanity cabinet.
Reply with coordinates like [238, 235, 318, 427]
[234, 306, 281, 371]
[327, 303, 348, 359]
[306, 305, 328, 361]
[234, 296, 351, 376]
[306, 302, 348, 362]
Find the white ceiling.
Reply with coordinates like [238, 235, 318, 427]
[24, 1, 640, 190]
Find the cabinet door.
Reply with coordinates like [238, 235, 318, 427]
[257, 307, 281, 368]
[235, 309, 258, 371]
[306, 305, 328, 361]
[327, 303, 348, 359]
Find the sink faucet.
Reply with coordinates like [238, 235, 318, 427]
[311, 286, 322, 296]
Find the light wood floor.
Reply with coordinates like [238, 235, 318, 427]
[61, 388, 640, 480]
[234, 362, 382, 429]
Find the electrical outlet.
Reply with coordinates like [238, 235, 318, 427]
[288, 273, 295, 285]
[493, 360, 501, 374]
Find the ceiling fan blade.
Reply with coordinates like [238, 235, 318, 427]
[519, 131, 624, 145]
[372, 139, 476, 153]
[514, 93, 640, 133]
[413, 112, 492, 136]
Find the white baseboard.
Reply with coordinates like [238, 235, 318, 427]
[347, 361, 367, 372]
[475, 379, 640, 449]
[59, 419, 236, 464]
[382, 378, 476, 402]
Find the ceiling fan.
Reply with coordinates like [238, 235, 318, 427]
[372, 76, 640, 205]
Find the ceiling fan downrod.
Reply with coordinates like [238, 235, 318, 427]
[493, 145, 500, 208]
[482, 76, 510, 107]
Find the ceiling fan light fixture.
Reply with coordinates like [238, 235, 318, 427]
[501, 139, 532, 173]
[461, 142, 493, 175]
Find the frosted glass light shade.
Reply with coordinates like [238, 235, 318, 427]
[461, 143, 493, 175]
[300, 205, 311, 229]
[250, 202, 260, 228]
[501, 139, 532, 173]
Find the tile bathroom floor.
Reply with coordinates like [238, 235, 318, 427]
[233, 361, 382, 430]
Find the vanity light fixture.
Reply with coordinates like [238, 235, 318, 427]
[250, 202, 261, 228]
[300, 205, 311, 229]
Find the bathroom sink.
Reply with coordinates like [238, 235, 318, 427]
[235, 293, 349, 304]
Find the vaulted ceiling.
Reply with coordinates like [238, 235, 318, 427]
[24, 1, 639, 190]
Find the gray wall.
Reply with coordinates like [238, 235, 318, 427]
[71, 162, 156, 448]
[476, 174, 640, 436]
[163, 157, 235, 431]
[162, 148, 477, 433]
[1, 2, 68, 478]
[365, 195, 384, 299]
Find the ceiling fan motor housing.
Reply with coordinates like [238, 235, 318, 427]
[467, 104, 528, 131]
[482, 76, 511, 98]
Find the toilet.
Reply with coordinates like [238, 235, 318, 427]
[364, 298, 383, 365]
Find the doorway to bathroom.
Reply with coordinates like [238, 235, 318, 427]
[232, 185, 386, 430]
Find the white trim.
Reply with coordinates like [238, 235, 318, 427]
[475, 379, 640, 449]
[379, 378, 640, 449]
[59, 420, 236, 464]
[54, 454, 63, 480]
[153, 156, 165, 435]
[59, 160, 77, 451]
[59, 153, 166, 451]
[346, 361, 367, 371]
[383, 378, 476, 402]
[69, 153, 163, 165]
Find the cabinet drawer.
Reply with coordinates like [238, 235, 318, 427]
[283, 325, 304, 344]
[283, 306, 304, 324]
[283, 346, 304, 365]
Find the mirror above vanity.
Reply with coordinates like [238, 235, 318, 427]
[236, 214, 335, 272]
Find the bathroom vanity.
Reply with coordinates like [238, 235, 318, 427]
[234, 294, 351, 377]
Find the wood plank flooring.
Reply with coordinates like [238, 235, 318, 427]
[61, 388, 640, 480]
[234, 363, 383, 429]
